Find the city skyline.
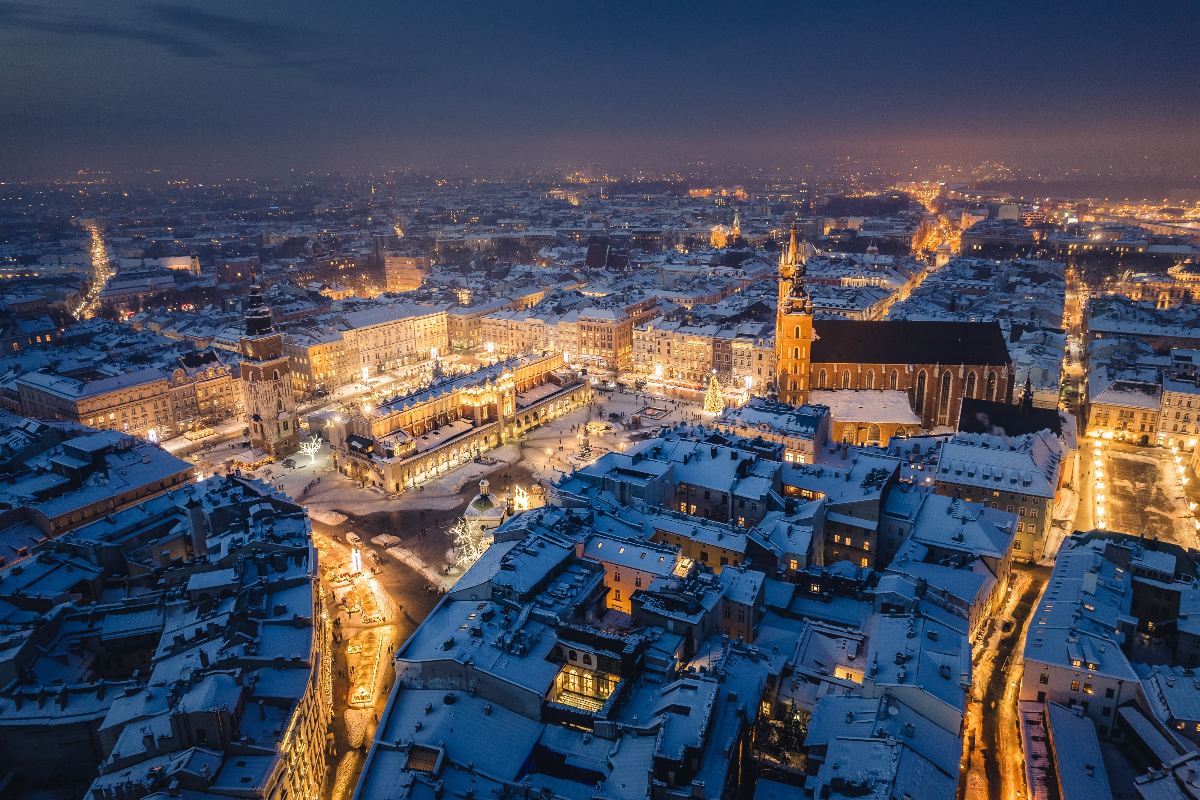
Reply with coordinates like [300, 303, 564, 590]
[2, 0, 1199, 179]
[5, 7, 1200, 800]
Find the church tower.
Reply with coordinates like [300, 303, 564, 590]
[731, 208, 742, 243]
[775, 223, 814, 406]
[239, 285, 299, 458]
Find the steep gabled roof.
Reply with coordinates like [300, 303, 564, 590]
[811, 320, 1011, 367]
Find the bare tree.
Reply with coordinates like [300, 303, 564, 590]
[450, 518, 488, 572]
[299, 434, 323, 464]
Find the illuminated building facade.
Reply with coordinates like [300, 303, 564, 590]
[327, 353, 590, 493]
[383, 254, 430, 292]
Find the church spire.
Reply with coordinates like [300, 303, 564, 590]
[775, 218, 814, 407]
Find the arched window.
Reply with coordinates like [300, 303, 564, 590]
[865, 370, 875, 389]
[818, 369, 827, 388]
[272, 369, 280, 382]
[965, 372, 977, 398]
[986, 371, 997, 400]
[842, 370, 851, 388]
[867, 424, 881, 443]
[915, 370, 927, 408]
[792, 347, 800, 360]
[939, 371, 952, 413]
[794, 325, 801, 338]
[890, 370, 899, 390]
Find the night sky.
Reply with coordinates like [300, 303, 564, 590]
[1, 0, 1198, 178]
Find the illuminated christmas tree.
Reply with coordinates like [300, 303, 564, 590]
[703, 372, 724, 415]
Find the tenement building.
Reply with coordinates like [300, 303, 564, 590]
[775, 226, 1015, 430]
[0, 475, 331, 799]
[352, 433, 982, 800]
[0, 411, 192, 546]
[327, 353, 589, 493]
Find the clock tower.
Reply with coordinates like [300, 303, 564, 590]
[239, 285, 299, 458]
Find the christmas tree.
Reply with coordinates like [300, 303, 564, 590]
[703, 372, 724, 415]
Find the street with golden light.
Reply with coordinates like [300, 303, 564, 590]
[73, 223, 114, 320]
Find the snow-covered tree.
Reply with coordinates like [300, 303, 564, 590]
[703, 372, 724, 415]
[299, 435, 323, 464]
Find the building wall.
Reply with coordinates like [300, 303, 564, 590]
[383, 255, 430, 292]
[344, 311, 448, 378]
[651, 530, 744, 573]
[577, 315, 632, 373]
[811, 361, 1013, 430]
[1158, 389, 1200, 449]
[1088, 401, 1159, 444]
[284, 338, 348, 397]
[934, 479, 1051, 561]
[775, 310, 814, 406]
[1020, 655, 1137, 738]
[0, 709, 111, 796]
[18, 376, 176, 440]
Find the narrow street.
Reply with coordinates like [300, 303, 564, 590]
[311, 521, 442, 800]
[963, 565, 1048, 800]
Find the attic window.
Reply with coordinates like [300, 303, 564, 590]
[595, 542, 602, 549]
[618, 547, 625, 554]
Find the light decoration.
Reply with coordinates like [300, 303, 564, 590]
[703, 372, 724, 415]
[299, 435, 322, 464]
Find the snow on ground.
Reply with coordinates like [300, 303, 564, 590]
[180, 386, 708, 593]
[386, 545, 456, 590]
[310, 509, 348, 526]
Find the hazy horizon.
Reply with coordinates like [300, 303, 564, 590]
[2, 1, 1198, 182]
